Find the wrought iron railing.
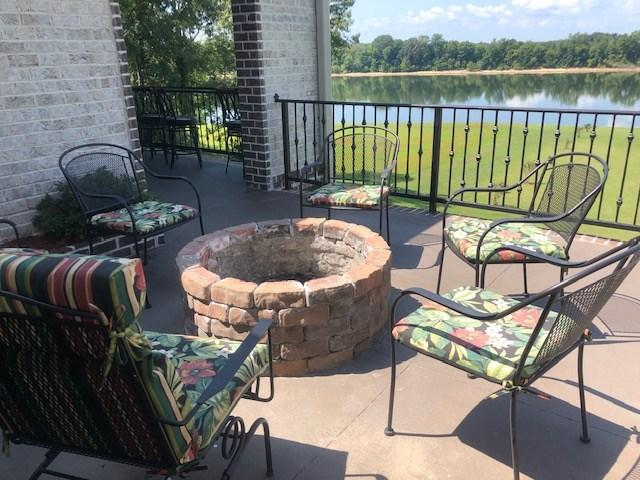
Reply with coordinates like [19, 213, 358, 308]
[275, 96, 640, 232]
[133, 86, 239, 154]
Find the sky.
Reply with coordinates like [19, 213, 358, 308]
[351, 0, 640, 43]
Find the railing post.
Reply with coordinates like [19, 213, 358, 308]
[429, 107, 443, 214]
[279, 96, 292, 190]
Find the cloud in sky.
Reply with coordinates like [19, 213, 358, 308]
[351, 0, 640, 42]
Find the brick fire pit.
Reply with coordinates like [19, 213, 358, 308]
[176, 218, 391, 376]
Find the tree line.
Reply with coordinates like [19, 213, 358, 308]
[333, 32, 640, 73]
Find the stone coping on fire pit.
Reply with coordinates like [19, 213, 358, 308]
[176, 218, 392, 376]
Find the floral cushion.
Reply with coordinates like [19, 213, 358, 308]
[307, 184, 389, 208]
[141, 332, 269, 464]
[90, 200, 198, 235]
[444, 217, 567, 263]
[392, 286, 554, 383]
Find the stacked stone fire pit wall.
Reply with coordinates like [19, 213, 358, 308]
[176, 218, 392, 376]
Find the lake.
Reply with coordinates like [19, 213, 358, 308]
[332, 72, 640, 111]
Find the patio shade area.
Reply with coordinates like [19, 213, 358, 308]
[1, 154, 638, 480]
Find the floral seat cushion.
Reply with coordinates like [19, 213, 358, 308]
[90, 200, 198, 235]
[392, 286, 554, 383]
[445, 217, 567, 263]
[143, 332, 269, 464]
[307, 184, 389, 208]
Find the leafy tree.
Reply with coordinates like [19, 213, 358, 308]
[120, 0, 235, 86]
[330, 0, 356, 65]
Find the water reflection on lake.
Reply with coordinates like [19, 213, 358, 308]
[331, 73, 640, 126]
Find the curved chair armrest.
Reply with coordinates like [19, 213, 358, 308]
[299, 160, 325, 178]
[135, 158, 203, 214]
[157, 319, 273, 427]
[390, 287, 500, 323]
[442, 163, 546, 222]
[0, 219, 20, 247]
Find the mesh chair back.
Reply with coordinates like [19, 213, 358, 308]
[531, 240, 639, 371]
[0, 252, 175, 468]
[531, 152, 606, 243]
[59, 144, 144, 215]
[328, 126, 400, 185]
[219, 90, 241, 124]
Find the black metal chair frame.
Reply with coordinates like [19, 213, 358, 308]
[436, 152, 608, 294]
[298, 126, 400, 243]
[0, 288, 276, 480]
[159, 92, 203, 170]
[386, 236, 640, 480]
[219, 92, 244, 175]
[135, 87, 169, 162]
[59, 143, 205, 263]
[0, 219, 20, 247]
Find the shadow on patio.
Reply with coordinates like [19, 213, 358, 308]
[2, 153, 638, 479]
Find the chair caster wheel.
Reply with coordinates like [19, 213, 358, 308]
[384, 427, 395, 436]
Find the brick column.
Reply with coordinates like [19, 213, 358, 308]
[231, 0, 320, 190]
[110, 1, 141, 155]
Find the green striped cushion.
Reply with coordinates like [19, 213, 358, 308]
[0, 251, 146, 329]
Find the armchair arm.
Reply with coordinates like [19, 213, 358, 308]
[298, 159, 325, 178]
[391, 287, 500, 322]
[442, 163, 546, 221]
[156, 318, 273, 427]
[135, 158, 203, 215]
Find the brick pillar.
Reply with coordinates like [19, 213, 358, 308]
[111, 1, 141, 156]
[231, 0, 320, 190]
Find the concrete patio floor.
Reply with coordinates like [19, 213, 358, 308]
[2, 154, 639, 480]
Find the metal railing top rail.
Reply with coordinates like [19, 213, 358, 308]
[274, 94, 640, 116]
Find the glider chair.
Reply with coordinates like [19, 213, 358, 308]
[299, 126, 399, 243]
[436, 152, 608, 294]
[60, 143, 204, 263]
[386, 237, 640, 480]
[0, 250, 274, 480]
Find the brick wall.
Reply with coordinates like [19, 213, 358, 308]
[0, 0, 138, 240]
[231, 0, 319, 190]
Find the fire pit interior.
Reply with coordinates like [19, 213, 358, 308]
[176, 218, 391, 375]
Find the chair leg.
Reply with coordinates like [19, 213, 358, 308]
[199, 215, 205, 235]
[143, 237, 149, 265]
[509, 390, 521, 480]
[170, 127, 177, 169]
[29, 449, 88, 480]
[220, 417, 273, 480]
[327, 207, 331, 220]
[191, 124, 202, 168]
[226, 153, 231, 174]
[436, 240, 446, 294]
[379, 204, 383, 238]
[578, 343, 591, 443]
[386, 197, 390, 244]
[522, 263, 529, 296]
[384, 332, 397, 437]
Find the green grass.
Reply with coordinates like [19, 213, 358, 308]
[335, 121, 640, 240]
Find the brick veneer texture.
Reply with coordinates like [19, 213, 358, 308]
[177, 218, 392, 376]
[230, 0, 319, 191]
[0, 0, 139, 240]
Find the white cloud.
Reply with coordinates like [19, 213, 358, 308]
[399, 3, 511, 25]
[466, 4, 512, 19]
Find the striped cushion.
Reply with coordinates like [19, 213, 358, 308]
[0, 251, 146, 329]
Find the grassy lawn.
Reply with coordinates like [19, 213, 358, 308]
[332, 120, 639, 240]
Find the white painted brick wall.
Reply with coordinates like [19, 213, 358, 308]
[0, 0, 133, 240]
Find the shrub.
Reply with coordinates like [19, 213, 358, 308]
[33, 168, 153, 241]
[32, 181, 86, 240]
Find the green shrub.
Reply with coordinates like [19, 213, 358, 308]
[33, 168, 153, 241]
[32, 181, 86, 240]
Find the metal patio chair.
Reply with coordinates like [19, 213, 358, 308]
[436, 152, 608, 294]
[219, 91, 244, 175]
[298, 126, 399, 242]
[0, 219, 20, 247]
[160, 92, 203, 170]
[59, 143, 204, 263]
[386, 236, 640, 480]
[135, 87, 169, 162]
[0, 250, 275, 480]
